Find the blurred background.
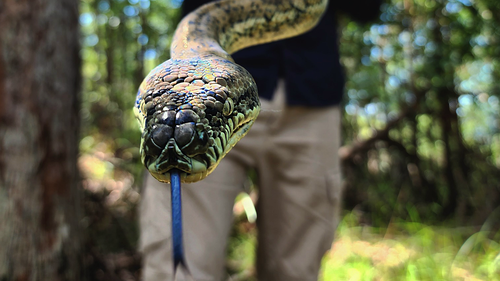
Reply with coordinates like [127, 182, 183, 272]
[78, 0, 500, 280]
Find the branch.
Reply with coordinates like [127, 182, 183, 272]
[339, 106, 415, 161]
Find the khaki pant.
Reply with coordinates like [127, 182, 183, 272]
[139, 82, 343, 281]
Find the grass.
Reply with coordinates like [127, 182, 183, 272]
[227, 211, 500, 281]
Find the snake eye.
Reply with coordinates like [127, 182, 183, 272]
[144, 101, 156, 116]
[223, 98, 234, 116]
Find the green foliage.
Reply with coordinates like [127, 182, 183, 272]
[340, 0, 500, 224]
[226, 217, 257, 280]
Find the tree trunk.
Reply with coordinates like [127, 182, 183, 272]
[0, 0, 81, 280]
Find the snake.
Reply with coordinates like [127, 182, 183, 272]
[134, 0, 328, 271]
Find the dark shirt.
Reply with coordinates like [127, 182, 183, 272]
[181, 0, 382, 107]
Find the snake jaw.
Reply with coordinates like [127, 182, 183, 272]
[135, 56, 260, 183]
[145, 138, 210, 183]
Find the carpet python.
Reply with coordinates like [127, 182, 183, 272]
[134, 0, 328, 270]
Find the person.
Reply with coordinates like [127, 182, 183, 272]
[139, 1, 382, 280]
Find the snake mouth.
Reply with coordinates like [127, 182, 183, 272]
[143, 107, 259, 183]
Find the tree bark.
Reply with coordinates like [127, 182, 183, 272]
[0, 0, 81, 280]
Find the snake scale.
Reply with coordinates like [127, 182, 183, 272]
[134, 0, 328, 271]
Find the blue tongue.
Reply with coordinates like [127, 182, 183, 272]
[170, 169, 186, 271]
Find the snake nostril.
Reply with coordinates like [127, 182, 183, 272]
[152, 124, 174, 148]
[174, 122, 196, 147]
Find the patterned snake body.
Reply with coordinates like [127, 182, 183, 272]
[134, 0, 328, 183]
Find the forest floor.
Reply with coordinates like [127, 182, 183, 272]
[83, 188, 500, 281]
[226, 204, 500, 281]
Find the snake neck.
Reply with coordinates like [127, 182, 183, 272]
[171, 0, 328, 60]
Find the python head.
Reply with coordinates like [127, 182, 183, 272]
[134, 55, 260, 183]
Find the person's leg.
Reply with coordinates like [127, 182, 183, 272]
[139, 156, 248, 281]
[255, 85, 343, 281]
